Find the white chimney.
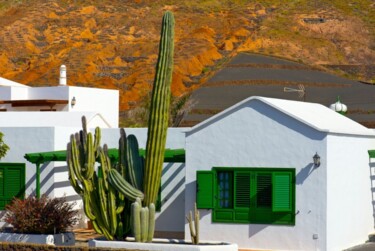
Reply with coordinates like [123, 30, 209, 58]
[59, 65, 67, 86]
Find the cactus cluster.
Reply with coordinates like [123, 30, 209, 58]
[67, 11, 175, 242]
[67, 118, 144, 240]
[131, 198, 155, 242]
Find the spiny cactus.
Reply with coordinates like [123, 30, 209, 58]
[67, 118, 140, 241]
[67, 11, 175, 243]
[186, 203, 200, 245]
[131, 198, 155, 242]
[143, 10, 175, 206]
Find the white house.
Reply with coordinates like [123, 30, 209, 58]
[0, 75, 187, 237]
[185, 96, 375, 251]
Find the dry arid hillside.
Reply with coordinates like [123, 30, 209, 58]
[0, 0, 374, 125]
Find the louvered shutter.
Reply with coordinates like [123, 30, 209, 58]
[256, 173, 272, 208]
[196, 171, 214, 209]
[0, 164, 25, 210]
[272, 172, 292, 212]
[235, 172, 250, 208]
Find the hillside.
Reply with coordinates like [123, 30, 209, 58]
[0, 0, 374, 126]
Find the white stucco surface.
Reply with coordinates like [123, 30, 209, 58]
[0, 85, 119, 127]
[326, 134, 375, 250]
[185, 97, 375, 250]
[186, 99, 328, 250]
[0, 112, 110, 128]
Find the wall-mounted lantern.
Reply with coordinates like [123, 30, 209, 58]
[71, 96, 76, 108]
[313, 152, 321, 167]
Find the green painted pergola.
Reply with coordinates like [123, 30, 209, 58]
[24, 148, 185, 198]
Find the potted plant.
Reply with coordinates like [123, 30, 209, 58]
[0, 195, 79, 246]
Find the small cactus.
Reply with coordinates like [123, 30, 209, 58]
[131, 198, 155, 242]
[186, 203, 199, 245]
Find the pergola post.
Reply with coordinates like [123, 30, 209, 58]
[36, 162, 41, 198]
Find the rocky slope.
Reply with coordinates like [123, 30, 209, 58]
[0, 0, 374, 125]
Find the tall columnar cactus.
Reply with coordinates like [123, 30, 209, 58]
[67, 11, 175, 243]
[143, 10, 175, 206]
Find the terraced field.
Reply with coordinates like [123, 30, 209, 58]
[180, 53, 375, 127]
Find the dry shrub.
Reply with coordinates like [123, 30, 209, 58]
[4, 195, 79, 234]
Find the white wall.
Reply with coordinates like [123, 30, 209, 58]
[326, 134, 375, 250]
[68, 86, 119, 127]
[0, 85, 118, 127]
[0, 127, 55, 197]
[185, 100, 328, 250]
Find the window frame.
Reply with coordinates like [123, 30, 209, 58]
[199, 167, 295, 225]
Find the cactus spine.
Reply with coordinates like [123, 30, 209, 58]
[186, 203, 200, 245]
[143, 11, 175, 206]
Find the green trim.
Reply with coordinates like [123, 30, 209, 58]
[24, 148, 185, 164]
[206, 167, 295, 225]
[368, 150, 375, 158]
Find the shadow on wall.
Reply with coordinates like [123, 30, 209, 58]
[369, 162, 375, 228]
[155, 163, 186, 236]
[25, 162, 81, 202]
[296, 163, 317, 185]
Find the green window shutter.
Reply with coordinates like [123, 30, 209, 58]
[0, 163, 25, 210]
[196, 170, 214, 209]
[256, 173, 272, 208]
[272, 172, 292, 212]
[235, 172, 250, 208]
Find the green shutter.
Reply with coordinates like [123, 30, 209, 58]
[256, 173, 272, 208]
[235, 172, 250, 208]
[196, 171, 214, 209]
[0, 163, 25, 210]
[272, 172, 292, 212]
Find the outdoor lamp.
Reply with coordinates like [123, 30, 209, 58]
[329, 96, 347, 115]
[313, 152, 320, 167]
[71, 96, 76, 108]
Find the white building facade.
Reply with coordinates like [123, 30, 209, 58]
[185, 97, 375, 251]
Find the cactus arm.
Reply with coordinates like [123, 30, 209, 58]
[83, 191, 96, 220]
[147, 203, 155, 242]
[108, 169, 144, 201]
[126, 135, 144, 190]
[67, 143, 83, 195]
[108, 185, 118, 236]
[143, 11, 175, 206]
[131, 200, 141, 242]
[140, 207, 149, 242]
[83, 133, 95, 179]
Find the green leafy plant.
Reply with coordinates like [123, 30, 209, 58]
[4, 195, 79, 234]
[0, 131, 9, 160]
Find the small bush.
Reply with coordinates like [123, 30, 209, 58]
[4, 195, 79, 234]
